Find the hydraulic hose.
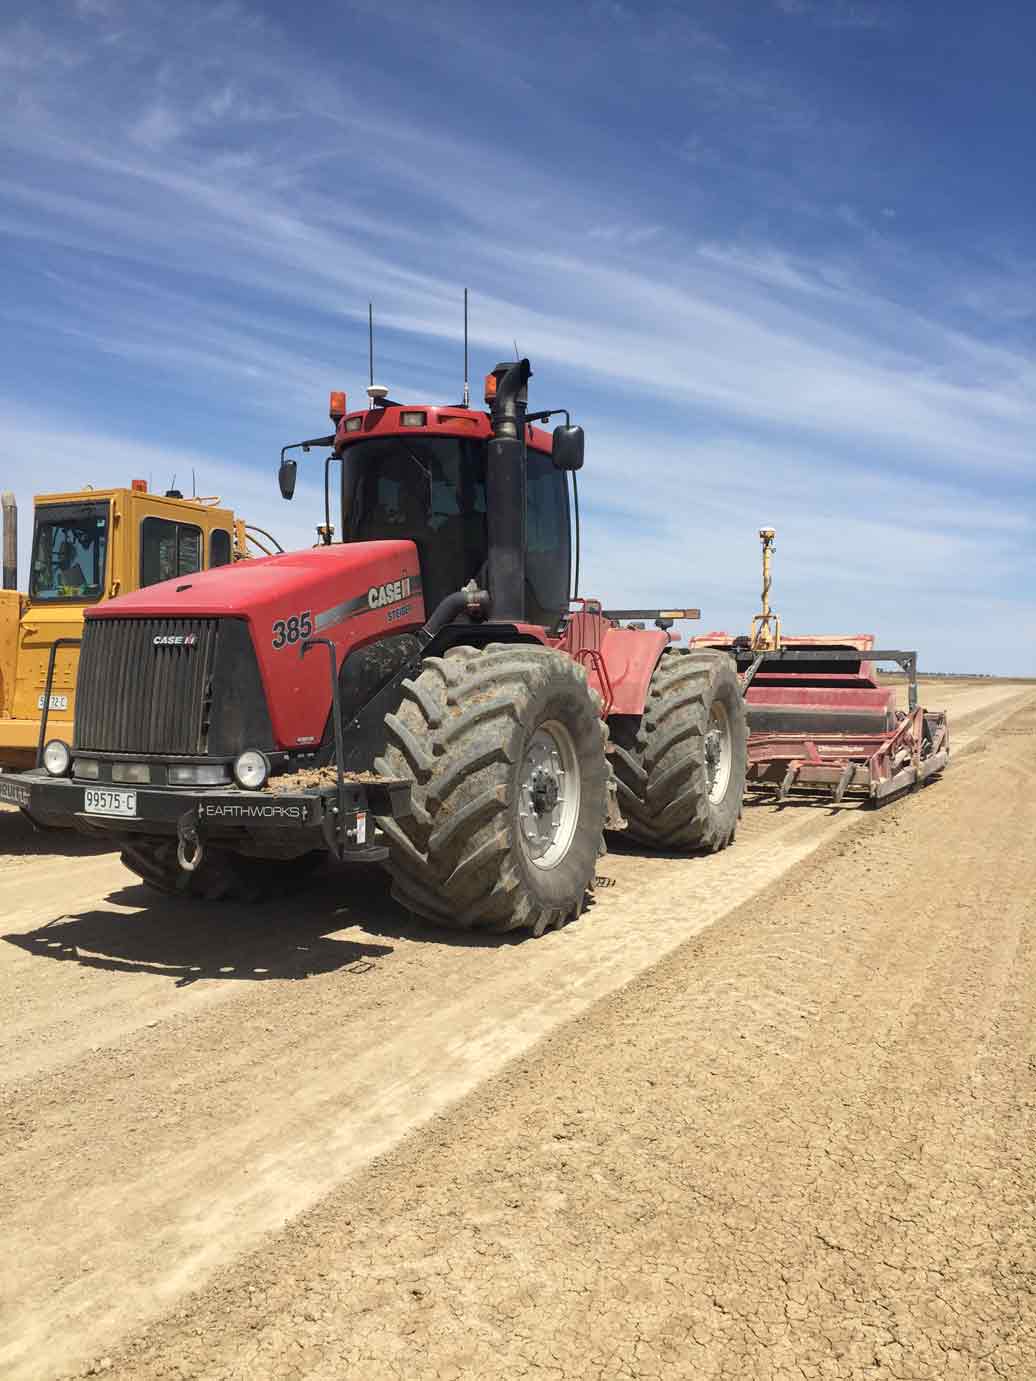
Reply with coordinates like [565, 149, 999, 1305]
[417, 587, 490, 647]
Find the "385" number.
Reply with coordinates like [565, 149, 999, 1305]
[272, 611, 313, 649]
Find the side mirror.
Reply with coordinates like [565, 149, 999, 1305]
[278, 458, 297, 500]
[551, 424, 584, 472]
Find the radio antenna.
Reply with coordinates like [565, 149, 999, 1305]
[368, 302, 374, 402]
[463, 288, 470, 408]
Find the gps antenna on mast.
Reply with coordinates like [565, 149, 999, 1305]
[463, 288, 470, 408]
[368, 302, 374, 406]
[365, 304, 392, 407]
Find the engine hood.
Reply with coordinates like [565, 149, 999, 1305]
[87, 541, 419, 619]
[86, 540, 425, 753]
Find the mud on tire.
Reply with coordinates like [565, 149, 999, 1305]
[119, 838, 325, 903]
[609, 648, 747, 852]
[374, 643, 610, 935]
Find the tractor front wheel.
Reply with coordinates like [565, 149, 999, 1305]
[374, 643, 610, 935]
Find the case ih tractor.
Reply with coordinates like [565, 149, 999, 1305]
[0, 361, 747, 934]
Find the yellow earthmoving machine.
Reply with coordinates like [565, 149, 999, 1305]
[0, 482, 280, 770]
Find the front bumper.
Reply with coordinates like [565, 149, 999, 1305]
[0, 769, 411, 863]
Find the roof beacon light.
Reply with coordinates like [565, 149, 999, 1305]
[131, 478, 148, 492]
[329, 391, 347, 422]
[483, 372, 498, 403]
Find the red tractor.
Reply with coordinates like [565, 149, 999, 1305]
[0, 361, 747, 934]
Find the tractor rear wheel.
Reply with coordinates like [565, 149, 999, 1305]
[119, 838, 325, 902]
[374, 643, 610, 935]
[609, 648, 746, 852]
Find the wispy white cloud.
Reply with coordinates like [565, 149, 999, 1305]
[0, 404, 319, 582]
[577, 429, 1033, 675]
[0, 0, 1032, 674]
[774, 0, 899, 30]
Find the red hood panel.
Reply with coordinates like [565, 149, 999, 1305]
[89, 541, 425, 752]
[89, 542, 419, 618]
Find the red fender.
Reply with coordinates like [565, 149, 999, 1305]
[553, 605, 668, 717]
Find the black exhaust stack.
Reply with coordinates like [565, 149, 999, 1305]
[1, 492, 16, 591]
[486, 359, 531, 622]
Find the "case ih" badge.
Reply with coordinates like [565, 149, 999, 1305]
[153, 634, 198, 647]
[367, 576, 414, 609]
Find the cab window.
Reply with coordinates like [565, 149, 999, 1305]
[341, 436, 488, 610]
[141, 518, 203, 588]
[210, 529, 232, 567]
[30, 503, 109, 602]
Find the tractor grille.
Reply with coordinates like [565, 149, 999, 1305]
[75, 618, 219, 756]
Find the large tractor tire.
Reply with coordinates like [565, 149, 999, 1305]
[374, 643, 610, 936]
[119, 837, 325, 903]
[609, 648, 746, 852]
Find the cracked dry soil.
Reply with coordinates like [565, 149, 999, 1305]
[0, 679, 1033, 1380]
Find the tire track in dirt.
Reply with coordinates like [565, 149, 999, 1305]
[85, 696, 1036, 1381]
[0, 683, 1030, 1379]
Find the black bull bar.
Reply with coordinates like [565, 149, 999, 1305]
[0, 769, 411, 866]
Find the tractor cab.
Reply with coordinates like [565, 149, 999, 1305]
[279, 368, 584, 632]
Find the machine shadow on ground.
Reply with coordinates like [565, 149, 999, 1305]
[604, 835, 726, 862]
[0, 857, 548, 982]
[312, 864, 578, 950]
[0, 809, 112, 860]
[2, 869, 399, 985]
[743, 792, 855, 815]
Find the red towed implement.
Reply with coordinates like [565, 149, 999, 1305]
[690, 530, 949, 805]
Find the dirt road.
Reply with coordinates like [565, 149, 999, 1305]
[0, 677, 1033, 1379]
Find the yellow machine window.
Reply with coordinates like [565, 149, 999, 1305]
[30, 502, 110, 603]
[210, 529, 232, 567]
[141, 517, 203, 588]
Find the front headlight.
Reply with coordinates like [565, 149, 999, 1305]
[233, 750, 270, 791]
[43, 740, 71, 777]
[73, 759, 100, 780]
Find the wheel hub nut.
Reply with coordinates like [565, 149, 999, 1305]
[531, 768, 559, 816]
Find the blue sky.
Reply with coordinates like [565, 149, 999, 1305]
[1, 0, 1033, 673]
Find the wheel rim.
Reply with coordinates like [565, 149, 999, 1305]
[704, 699, 733, 805]
[518, 720, 582, 870]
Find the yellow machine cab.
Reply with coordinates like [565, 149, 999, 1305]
[0, 482, 278, 770]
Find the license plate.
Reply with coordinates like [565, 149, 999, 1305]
[37, 694, 69, 711]
[84, 788, 137, 817]
[0, 778, 32, 808]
